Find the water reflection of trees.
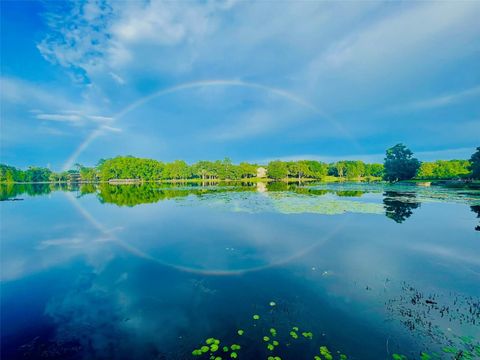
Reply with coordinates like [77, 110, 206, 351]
[1, 183, 54, 200]
[96, 184, 256, 207]
[471, 205, 480, 231]
[1, 183, 84, 200]
[335, 190, 364, 197]
[4, 183, 480, 231]
[383, 191, 421, 223]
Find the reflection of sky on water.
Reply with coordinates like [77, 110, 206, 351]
[1, 185, 479, 359]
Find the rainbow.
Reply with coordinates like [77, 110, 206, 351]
[63, 79, 358, 170]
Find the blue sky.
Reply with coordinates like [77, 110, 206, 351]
[1, 0, 479, 170]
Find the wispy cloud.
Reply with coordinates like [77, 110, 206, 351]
[35, 111, 114, 127]
[389, 86, 480, 112]
[100, 125, 122, 133]
[109, 72, 125, 85]
[1, 76, 73, 109]
[36, 113, 83, 122]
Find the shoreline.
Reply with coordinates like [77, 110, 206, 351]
[1, 176, 383, 185]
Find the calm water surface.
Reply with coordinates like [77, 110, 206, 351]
[1, 182, 479, 360]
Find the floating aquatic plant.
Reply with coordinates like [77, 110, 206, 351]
[301, 331, 313, 339]
[191, 304, 478, 360]
[318, 346, 333, 360]
[192, 303, 348, 359]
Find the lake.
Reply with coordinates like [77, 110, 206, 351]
[1, 182, 479, 360]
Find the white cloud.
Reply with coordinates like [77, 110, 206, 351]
[320, 2, 479, 70]
[37, 0, 114, 81]
[36, 113, 83, 122]
[303, 1, 480, 103]
[35, 112, 115, 129]
[37, 0, 233, 79]
[88, 115, 114, 123]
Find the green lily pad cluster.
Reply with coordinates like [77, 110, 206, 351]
[191, 302, 348, 359]
[290, 326, 311, 340]
[264, 327, 280, 352]
[314, 346, 335, 360]
[192, 338, 241, 359]
[289, 326, 299, 339]
[302, 332, 313, 340]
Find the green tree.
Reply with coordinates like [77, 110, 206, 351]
[267, 161, 288, 180]
[417, 162, 435, 179]
[286, 161, 310, 179]
[344, 161, 365, 179]
[469, 147, 480, 179]
[417, 160, 470, 179]
[365, 163, 384, 177]
[305, 160, 328, 179]
[24, 166, 52, 182]
[383, 144, 420, 182]
[238, 162, 257, 178]
[79, 167, 98, 181]
[164, 160, 191, 180]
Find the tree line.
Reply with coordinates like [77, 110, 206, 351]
[1, 145, 479, 183]
[0, 157, 383, 183]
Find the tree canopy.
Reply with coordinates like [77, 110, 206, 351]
[417, 160, 470, 179]
[469, 147, 480, 179]
[383, 144, 420, 182]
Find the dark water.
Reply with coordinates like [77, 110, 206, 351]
[1, 182, 479, 360]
